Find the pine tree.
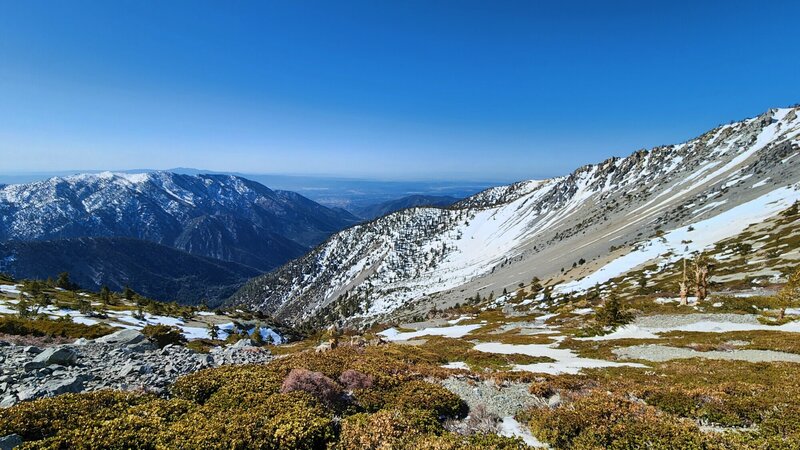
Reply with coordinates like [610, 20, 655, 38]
[56, 272, 78, 291]
[596, 293, 632, 328]
[35, 292, 52, 309]
[250, 327, 265, 346]
[786, 201, 799, 216]
[208, 323, 220, 340]
[638, 273, 648, 293]
[123, 286, 135, 301]
[77, 296, 93, 315]
[100, 286, 112, 305]
[15, 296, 33, 318]
[25, 280, 43, 297]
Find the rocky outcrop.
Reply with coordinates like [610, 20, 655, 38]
[0, 331, 273, 408]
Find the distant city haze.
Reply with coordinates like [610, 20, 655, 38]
[1, 1, 799, 180]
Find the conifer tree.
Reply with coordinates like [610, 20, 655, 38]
[250, 327, 265, 346]
[208, 323, 220, 340]
[100, 285, 112, 305]
[56, 272, 78, 291]
[15, 296, 33, 318]
[596, 293, 632, 328]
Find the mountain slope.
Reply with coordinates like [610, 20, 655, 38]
[0, 172, 359, 271]
[0, 237, 260, 306]
[352, 195, 459, 220]
[229, 106, 800, 327]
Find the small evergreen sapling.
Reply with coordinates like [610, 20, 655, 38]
[596, 293, 633, 329]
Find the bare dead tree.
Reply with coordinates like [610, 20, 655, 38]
[777, 267, 800, 320]
[679, 258, 689, 306]
[694, 253, 709, 302]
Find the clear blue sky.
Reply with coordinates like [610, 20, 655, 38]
[1, 1, 798, 181]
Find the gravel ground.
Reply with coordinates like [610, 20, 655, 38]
[632, 313, 763, 328]
[614, 344, 800, 363]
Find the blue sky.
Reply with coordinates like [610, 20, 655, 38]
[1, 1, 798, 181]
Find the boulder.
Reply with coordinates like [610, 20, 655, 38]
[231, 339, 253, 348]
[547, 393, 562, 408]
[22, 361, 46, 372]
[118, 363, 140, 377]
[39, 375, 90, 397]
[0, 433, 22, 450]
[0, 395, 16, 408]
[315, 340, 337, 353]
[95, 329, 146, 346]
[32, 348, 78, 366]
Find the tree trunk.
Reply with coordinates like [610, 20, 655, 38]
[679, 259, 688, 306]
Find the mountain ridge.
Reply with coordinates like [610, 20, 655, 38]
[0, 171, 359, 272]
[228, 106, 800, 327]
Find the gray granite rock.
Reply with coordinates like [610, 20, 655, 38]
[32, 347, 78, 366]
[0, 336, 273, 408]
[0, 433, 22, 450]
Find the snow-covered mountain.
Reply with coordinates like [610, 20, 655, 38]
[229, 106, 800, 327]
[0, 172, 359, 271]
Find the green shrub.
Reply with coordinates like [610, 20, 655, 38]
[20, 399, 195, 450]
[0, 391, 151, 441]
[141, 324, 186, 348]
[0, 315, 115, 339]
[528, 391, 709, 449]
[415, 433, 528, 449]
[164, 392, 334, 450]
[171, 365, 284, 405]
[338, 408, 443, 450]
[390, 380, 468, 419]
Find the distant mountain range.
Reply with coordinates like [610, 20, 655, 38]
[0, 171, 359, 303]
[0, 170, 495, 212]
[351, 195, 459, 220]
[229, 106, 800, 327]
